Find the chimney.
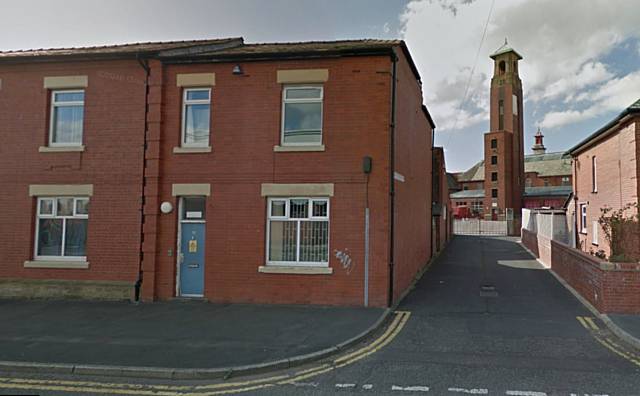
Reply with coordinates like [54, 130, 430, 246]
[532, 127, 546, 154]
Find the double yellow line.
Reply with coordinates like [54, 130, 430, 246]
[0, 311, 411, 396]
[576, 316, 640, 368]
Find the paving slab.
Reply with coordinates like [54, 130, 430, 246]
[0, 299, 384, 370]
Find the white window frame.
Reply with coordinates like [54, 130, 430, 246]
[592, 156, 597, 193]
[49, 89, 85, 147]
[34, 197, 89, 261]
[592, 220, 599, 245]
[181, 87, 211, 148]
[580, 203, 587, 234]
[265, 197, 330, 267]
[281, 85, 324, 146]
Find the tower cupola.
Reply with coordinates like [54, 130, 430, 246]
[532, 127, 546, 154]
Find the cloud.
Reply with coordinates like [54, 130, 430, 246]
[540, 70, 640, 129]
[400, 0, 640, 132]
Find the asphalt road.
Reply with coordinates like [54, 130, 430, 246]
[1, 236, 639, 395]
[257, 236, 640, 395]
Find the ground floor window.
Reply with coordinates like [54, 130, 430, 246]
[267, 197, 329, 266]
[35, 197, 89, 260]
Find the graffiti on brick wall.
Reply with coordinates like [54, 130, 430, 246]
[334, 248, 354, 275]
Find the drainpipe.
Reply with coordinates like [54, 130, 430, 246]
[387, 53, 398, 307]
[573, 156, 579, 249]
[135, 56, 151, 302]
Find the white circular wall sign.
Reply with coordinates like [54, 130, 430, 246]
[160, 201, 173, 214]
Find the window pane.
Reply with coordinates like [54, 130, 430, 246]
[54, 92, 84, 102]
[269, 221, 297, 261]
[52, 105, 84, 144]
[184, 104, 210, 145]
[186, 90, 210, 101]
[290, 199, 308, 219]
[75, 199, 89, 215]
[271, 200, 286, 217]
[299, 221, 329, 263]
[283, 102, 321, 144]
[286, 88, 322, 100]
[312, 201, 327, 217]
[57, 198, 74, 216]
[39, 199, 54, 215]
[64, 219, 88, 256]
[37, 219, 63, 256]
[182, 197, 206, 220]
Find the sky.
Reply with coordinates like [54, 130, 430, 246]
[2, 0, 639, 172]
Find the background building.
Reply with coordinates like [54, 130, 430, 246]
[450, 42, 572, 221]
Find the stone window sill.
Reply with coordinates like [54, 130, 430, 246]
[24, 260, 89, 269]
[273, 145, 325, 152]
[39, 145, 85, 153]
[258, 265, 333, 275]
[173, 146, 212, 154]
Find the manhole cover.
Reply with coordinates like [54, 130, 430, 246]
[480, 284, 498, 297]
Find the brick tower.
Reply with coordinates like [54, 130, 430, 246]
[483, 39, 524, 226]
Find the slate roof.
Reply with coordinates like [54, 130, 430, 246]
[0, 38, 407, 64]
[0, 38, 244, 59]
[457, 160, 485, 182]
[569, 98, 640, 155]
[523, 186, 573, 197]
[450, 185, 573, 200]
[456, 151, 572, 182]
[489, 40, 523, 60]
[450, 189, 485, 199]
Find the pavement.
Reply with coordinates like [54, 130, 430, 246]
[1, 236, 640, 395]
[0, 299, 384, 371]
[608, 313, 640, 347]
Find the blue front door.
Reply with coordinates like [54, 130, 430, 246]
[180, 223, 205, 296]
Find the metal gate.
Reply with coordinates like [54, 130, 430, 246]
[453, 218, 508, 235]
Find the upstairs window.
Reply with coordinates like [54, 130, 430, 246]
[498, 100, 504, 130]
[592, 156, 597, 193]
[491, 155, 498, 165]
[491, 189, 498, 198]
[282, 86, 323, 146]
[491, 139, 498, 149]
[491, 172, 498, 182]
[50, 90, 84, 146]
[580, 204, 587, 233]
[182, 88, 211, 147]
[35, 197, 89, 260]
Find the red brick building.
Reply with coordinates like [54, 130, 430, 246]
[0, 38, 438, 307]
[569, 98, 640, 258]
[431, 146, 452, 253]
[450, 42, 571, 220]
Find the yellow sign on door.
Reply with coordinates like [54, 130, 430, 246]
[188, 239, 198, 253]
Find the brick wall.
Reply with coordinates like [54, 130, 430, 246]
[573, 119, 638, 257]
[0, 60, 146, 286]
[522, 228, 640, 314]
[390, 49, 432, 303]
[1, 47, 434, 307]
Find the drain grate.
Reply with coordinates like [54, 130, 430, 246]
[480, 284, 498, 297]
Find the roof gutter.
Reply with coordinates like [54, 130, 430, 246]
[569, 109, 639, 156]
